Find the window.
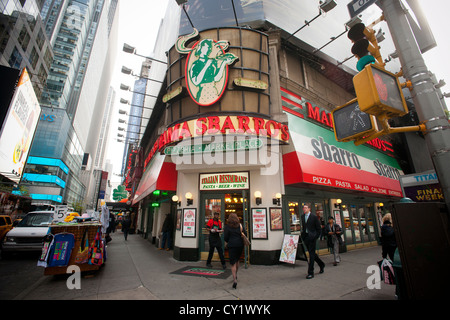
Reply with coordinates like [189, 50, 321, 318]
[29, 46, 38, 69]
[18, 24, 30, 51]
[8, 46, 23, 69]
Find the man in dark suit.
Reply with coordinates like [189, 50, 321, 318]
[301, 203, 325, 279]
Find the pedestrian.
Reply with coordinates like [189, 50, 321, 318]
[301, 203, 325, 279]
[160, 213, 173, 251]
[224, 213, 246, 289]
[206, 211, 226, 269]
[324, 216, 342, 266]
[122, 215, 131, 241]
[381, 213, 396, 261]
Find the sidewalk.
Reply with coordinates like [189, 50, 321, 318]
[20, 231, 395, 300]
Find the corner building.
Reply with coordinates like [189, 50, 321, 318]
[131, 1, 407, 265]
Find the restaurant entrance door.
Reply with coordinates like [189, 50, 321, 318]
[199, 191, 249, 263]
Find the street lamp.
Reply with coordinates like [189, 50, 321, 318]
[121, 66, 164, 84]
[120, 98, 154, 110]
[120, 83, 158, 98]
[122, 43, 167, 65]
[118, 119, 146, 128]
[118, 109, 150, 120]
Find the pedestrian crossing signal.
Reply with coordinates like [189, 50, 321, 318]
[331, 99, 379, 142]
[353, 64, 408, 117]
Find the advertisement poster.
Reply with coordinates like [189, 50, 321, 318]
[0, 68, 41, 183]
[280, 235, 299, 264]
[251, 208, 267, 239]
[182, 208, 196, 237]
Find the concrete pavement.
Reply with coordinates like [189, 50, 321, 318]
[17, 230, 395, 301]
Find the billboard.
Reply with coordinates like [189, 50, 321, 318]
[0, 68, 41, 183]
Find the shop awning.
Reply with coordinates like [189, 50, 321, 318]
[282, 104, 404, 198]
[132, 153, 177, 205]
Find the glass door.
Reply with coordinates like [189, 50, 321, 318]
[200, 191, 249, 262]
[200, 194, 225, 261]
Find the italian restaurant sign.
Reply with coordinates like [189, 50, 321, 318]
[281, 87, 403, 197]
[144, 115, 289, 168]
[176, 28, 239, 106]
[200, 172, 249, 190]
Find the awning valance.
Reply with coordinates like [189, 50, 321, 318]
[132, 154, 177, 205]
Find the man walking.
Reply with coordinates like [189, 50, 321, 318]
[301, 203, 325, 279]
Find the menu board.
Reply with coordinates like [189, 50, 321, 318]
[182, 208, 196, 237]
[251, 208, 267, 239]
[280, 235, 300, 264]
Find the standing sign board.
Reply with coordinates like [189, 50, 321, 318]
[53, 205, 68, 222]
[280, 235, 300, 264]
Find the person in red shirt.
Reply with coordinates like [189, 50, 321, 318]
[206, 211, 226, 269]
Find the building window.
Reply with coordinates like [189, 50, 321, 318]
[18, 24, 30, 51]
[8, 46, 23, 69]
[29, 46, 39, 69]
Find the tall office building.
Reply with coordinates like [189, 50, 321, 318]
[1, 0, 53, 100]
[21, 0, 119, 207]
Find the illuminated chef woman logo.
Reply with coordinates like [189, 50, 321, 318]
[176, 28, 239, 106]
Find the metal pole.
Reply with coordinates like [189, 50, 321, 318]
[380, 0, 450, 210]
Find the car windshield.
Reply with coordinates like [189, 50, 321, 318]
[17, 213, 53, 227]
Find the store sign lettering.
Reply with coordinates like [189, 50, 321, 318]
[311, 136, 362, 170]
[373, 159, 401, 180]
[144, 115, 289, 168]
[200, 172, 249, 190]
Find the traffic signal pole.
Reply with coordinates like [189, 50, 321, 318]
[379, 0, 450, 210]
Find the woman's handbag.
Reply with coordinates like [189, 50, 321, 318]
[240, 224, 251, 246]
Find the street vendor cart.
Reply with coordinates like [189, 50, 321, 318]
[42, 222, 105, 275]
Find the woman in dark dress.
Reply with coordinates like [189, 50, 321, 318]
[224, 213, 246, 289]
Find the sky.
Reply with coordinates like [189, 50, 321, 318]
[105, 0, 450, 188]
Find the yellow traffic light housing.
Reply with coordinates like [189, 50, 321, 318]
[331, 99, 379, 142]
[353, 64, 408, 118]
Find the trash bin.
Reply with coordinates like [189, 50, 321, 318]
[392, 248, 408, 300]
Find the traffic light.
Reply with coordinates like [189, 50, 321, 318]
[353, 64, 408, 117]
[331, 99, 379, 142]
[348, 23, 384, 71]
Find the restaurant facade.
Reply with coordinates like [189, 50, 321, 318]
[128, 1, 409, 265]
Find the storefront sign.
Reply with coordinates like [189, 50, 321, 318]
[182, 208, 197, 238]
[164, 138, 262, 155]
[144, 115, 289, 168]
[282, 87, 404, 197]
[200, 172, 249, 190]
[176, 28, 239, 106]
[251, 208, 268, 239]
[400, 170, 444, 202]
[281, 87, 394, 156]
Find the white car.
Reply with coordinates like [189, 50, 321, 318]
[1, 211, 54, 258]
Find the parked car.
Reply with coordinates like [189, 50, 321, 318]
[1, 211, 53, 258]
[0, 215, 13, 241]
